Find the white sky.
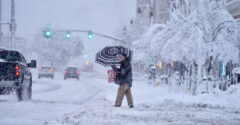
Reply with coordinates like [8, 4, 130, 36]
[1, 0, 136, 61]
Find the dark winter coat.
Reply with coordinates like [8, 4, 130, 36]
[112, 58, 132, 87]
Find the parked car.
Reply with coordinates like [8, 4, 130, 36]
[38, 66, 54, 79]
[64, 67, 79, 80]
[0, 49, 36, 101]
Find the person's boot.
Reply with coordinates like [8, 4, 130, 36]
[130, 105, 134, 108]
[115, 105, 120, 107]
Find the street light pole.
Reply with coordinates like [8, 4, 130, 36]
[0, 0, 2, 44]
[10, 0, 16, 49]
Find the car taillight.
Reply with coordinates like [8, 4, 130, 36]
[15, 65, 20, 76]
[15, 71, 20, 76]
[49, 69, 54, 72]
[76, 71, 79, 75]
[39, 68, 42, 71]
[15, 65, 20, 70]
[64, 70, 67, 74]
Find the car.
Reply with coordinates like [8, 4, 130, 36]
[64, 67, 79, 80]
[0, 49, 36, 101]
[232, 67, 240, 84]
[38, 66, 54, 79]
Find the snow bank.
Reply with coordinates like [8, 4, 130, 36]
[47, 74, 240, 125]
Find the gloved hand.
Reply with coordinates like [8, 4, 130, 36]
[111, 66, 117, 70]
[111, 66, 119, 72]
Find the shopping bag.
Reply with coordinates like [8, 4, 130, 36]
[108, 70, 117, 83]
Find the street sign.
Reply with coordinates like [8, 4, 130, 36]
[222, 62, 225, 76]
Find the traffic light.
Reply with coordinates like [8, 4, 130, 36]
[85, 61, 89, 65]
[171, 62, 174, 67]
[157, 61, 162, 69]
[88, 31, 93, 39]
[44, 30, 52, 38]
[84, 53, 88, 58]
[65, 32, 71, 39]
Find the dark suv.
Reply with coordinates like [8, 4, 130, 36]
[0, 49, 36, 101]
[64, 67, 79, 80]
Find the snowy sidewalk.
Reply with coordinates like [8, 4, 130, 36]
[47, 72, 240, 125]
[48, 98, 240, 125]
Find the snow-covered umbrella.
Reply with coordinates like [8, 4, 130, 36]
[95, 46, 133, 67]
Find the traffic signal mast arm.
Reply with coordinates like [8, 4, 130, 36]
[53, 29, 127, 43]
[0, 22, 10, 25]
[92, 31, 126, 43]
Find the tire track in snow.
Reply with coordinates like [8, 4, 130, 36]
[32, 88, 102, 105]
[33, 81, 61, 94]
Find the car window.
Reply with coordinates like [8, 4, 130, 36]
[42, 67, 51, 70]
[0, 51, 21, 62]
[0, 51, 7, 61]
[20, 55, 27, 64]
[66, 67, 78, 71]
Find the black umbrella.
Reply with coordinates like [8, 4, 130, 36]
[95, 46, 133, 67]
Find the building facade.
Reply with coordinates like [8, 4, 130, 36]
[226, 0, 240, 21]
[153, 0, 170, 24]
[151, 0, 240, 24]
[135, 0, 171, 25]
[225, 0, 240, 49]
[135, 0, 152, 27]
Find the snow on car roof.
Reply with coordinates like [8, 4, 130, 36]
[0, 59, 6, 62]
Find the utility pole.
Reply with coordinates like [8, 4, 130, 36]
[10, 0, 16, 49]
[0, 0, 2, 44]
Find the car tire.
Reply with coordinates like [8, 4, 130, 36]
[38, 75, 41, 79]
[26, 86, 32, 100]
[26, 79, 32, 100]
[0, 88, 4, 95]
[16, 77, 32, 101]
[16, 86, 23, 101]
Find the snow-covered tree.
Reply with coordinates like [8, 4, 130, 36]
[117, 20, 147, 48]
[126, 0, 239, 94]
[133, 0, 238, 67]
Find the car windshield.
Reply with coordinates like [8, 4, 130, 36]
[67, 67, 77, 71]
[42, 67, 51, 70]
[0, 51, 21, 62]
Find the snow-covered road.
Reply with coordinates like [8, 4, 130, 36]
[0, 72, 102, 125]
[0, 71, 240, 125]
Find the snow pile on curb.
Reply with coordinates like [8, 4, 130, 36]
[48, 96, 240, 125]
[46, 75, 240, 125]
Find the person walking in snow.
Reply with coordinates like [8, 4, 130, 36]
[148, 64, 157, 83]
[112, 53, 134, 108]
